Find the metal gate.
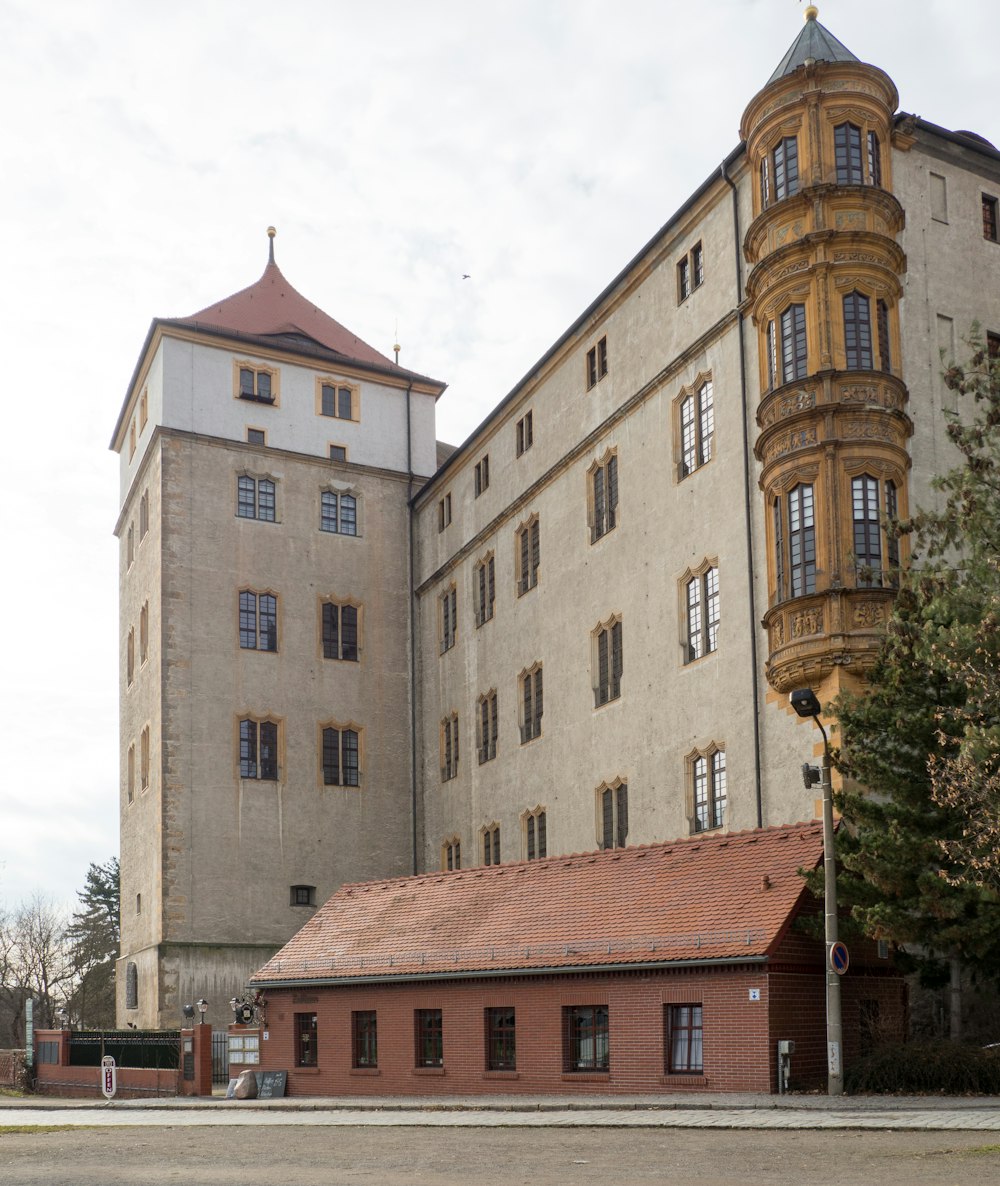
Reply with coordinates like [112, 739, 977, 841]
[211, 1031, 230, 1085]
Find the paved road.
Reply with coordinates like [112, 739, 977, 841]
[3, 1102, 1000, 1129]
[1, 1124, 998, 1186]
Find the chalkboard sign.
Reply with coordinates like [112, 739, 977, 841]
[255, 1070, 287, 1099]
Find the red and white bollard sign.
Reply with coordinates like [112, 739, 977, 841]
[100, 1055, 117, 1100]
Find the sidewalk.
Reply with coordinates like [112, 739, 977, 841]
[3, 1091, 999, 1130]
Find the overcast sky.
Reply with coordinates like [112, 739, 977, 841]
[1, 0, 996, 915]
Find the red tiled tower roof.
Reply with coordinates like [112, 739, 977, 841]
[176, 231, 396, 369]
[251, 823, 825, 986]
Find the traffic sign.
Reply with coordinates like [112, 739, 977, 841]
[830, 941, 850, 975]
[101, 1055, 117, 1100]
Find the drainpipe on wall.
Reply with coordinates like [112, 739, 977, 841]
[405, 382, 420, 874]
[721, 156, 764, 830]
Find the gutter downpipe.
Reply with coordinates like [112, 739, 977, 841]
[405, 382, 420, 874]
[722, 156, 764, 830]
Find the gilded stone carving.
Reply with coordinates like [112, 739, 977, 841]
[763, 427, 818, 464]
[833, 250, 883, 265]
[773, 221, 804, 248]
[834, 211, 866, 231]
[853, 601, 884, 628]
[791, 609, 823, 638]
[771, 617, 785, 648]
[842, 418, 896, 443]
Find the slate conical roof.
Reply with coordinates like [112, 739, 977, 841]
[767, 8, 859, 85]
[176, 231, 397, 370]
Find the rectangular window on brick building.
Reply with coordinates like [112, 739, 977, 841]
[294, 1012, 318, 1067]
[564, 1005, 609, 1072]
[352, 1011, 377, 1068]
[415, 1009, 443, 1067]
[666, 1004, 703, 1073]
[485, 1007, 516, 1071]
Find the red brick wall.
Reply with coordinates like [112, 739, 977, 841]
[34, 1063, 180, 1098]
[260, 964, 787, 1097]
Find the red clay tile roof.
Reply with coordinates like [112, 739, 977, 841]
[251, 823, 824, 986]
[176, 259, 397, 370]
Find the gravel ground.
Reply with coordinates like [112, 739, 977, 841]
[1, 1124, 998, 1186]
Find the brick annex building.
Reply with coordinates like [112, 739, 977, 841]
[246, 824, 902, 1095]
[111, 9, 1000, 1032]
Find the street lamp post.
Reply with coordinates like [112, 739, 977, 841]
[790, 687, 844, 1096]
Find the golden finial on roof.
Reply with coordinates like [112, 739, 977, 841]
[804, 4, 819, 20]
[267, 225, 276, 264]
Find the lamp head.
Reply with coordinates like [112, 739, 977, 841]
[182, 1004, 196, 1020]
[790, 688, 822, 719]
[196, 998, 208, 1016]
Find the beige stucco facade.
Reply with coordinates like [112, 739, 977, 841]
[112, 17, 1000, 1028]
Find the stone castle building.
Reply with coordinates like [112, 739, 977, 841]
[112, 10, 1000, 1027]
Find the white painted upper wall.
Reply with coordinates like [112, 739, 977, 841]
[117, 333, 438, 504]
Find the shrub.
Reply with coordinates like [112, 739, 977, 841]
[846, 1041, 1000, 1094]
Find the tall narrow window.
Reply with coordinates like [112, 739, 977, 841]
[983, 194, 999, 242]
[525, 808, 547, 860]
[520, 665, 543, 742]
[438, 493, 452, 531]
[667, 1004, 703, 1073]
[139, 603, 148, 665]
[139, 490, 149, 540]
[140, 726, 150, 790]
[294, 1013, 317, 1067]
[599, 782, 628, 849]
[415, 1009, 443, 1067]
[867, 131, 882, 187]
[677, 256, 691, 301]
[843, 291, 873, 370]
[239, 591, 277, 652]
[766, 321, 778, 390]
[240, 719, 279, 781]
[516, 518, 540, 594]
[692, 749, 726, 832]
[685, 566, 720, 662]
[780, 305, 807, 382]
[773, 497, 785, 600]
[834, 122, 864, 185]
[591, 454, 619, 540]
[885, 480, 900, 573]
[352, 1011, 377, 1068]
[127, 628, 135, 685]
[852, 474, 882, 587]
[474, 455, 490, 497]
[586, 337, 608, 389]
[474, 555, 495, 626]
[679, 380, 714, 477]
[322, 601, 359, 661]
[772, 136, 799, 200]
[594, 619, 623, 706]
[482, 824, 500, 866]
[320, 490, 357, 535]
[876, 300, 891, 373]
[691, 243, 704, 288]
[441, 713, 459, 780]
[440, 585, 457, 653]
[322, 725, 360, 786]
[478, 691, 498, 764]
[565, 1005, 609, 1072]
[486, 1007, 516, 1071]
[127, 523, 135, 567]
[787, 483, 816, 597]
[127, 743, 135, 803]
[516, 411, 533, 456]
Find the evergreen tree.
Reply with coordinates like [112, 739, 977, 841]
[65, 857, 120, 1028]
[829, 333, 1000, 1025]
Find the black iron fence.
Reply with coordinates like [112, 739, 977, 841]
[68, 1030, 180, 1069]
[211, 1032, 230, 1085]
